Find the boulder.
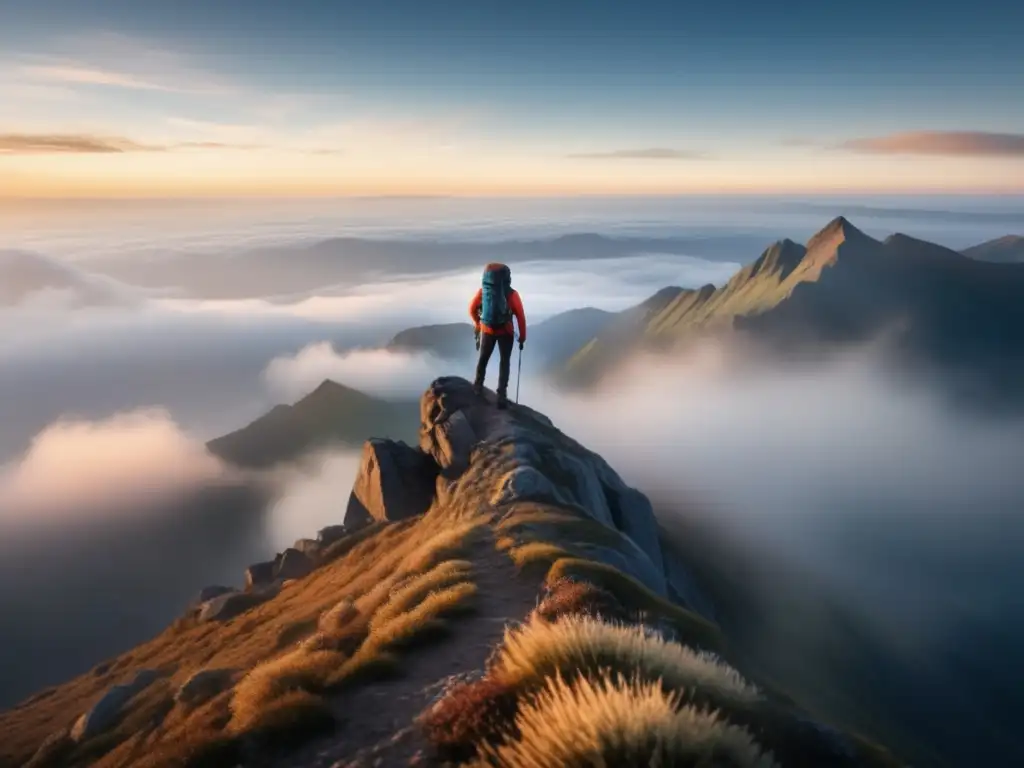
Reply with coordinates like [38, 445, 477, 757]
[344, 438, 437, 527]
[491, 466, 562, 507]
[292, 538, 321, 559]
[275, 548, 313, 580]
[244, 560, 276, 590]
[420, 375, 478, 429]
[317, 524, 348, 547]
[71, 670, 159, 742]
[420, 410, 476, 478]
[175, 668, 237, 706]
[197, 585, 279, 623]
[196, 585, 233, 603]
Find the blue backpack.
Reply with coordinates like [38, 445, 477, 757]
[480, 263, 512, 328]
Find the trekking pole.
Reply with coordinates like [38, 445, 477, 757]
[516, 343, 523, 403]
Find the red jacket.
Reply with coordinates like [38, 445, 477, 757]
[469, 288, 527, 341]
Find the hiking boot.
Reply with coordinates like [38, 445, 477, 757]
[472, 382, 483, 397]
[496, 391, 509, 410]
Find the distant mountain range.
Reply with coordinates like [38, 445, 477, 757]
[962, 234, 1024, 263]
[385, 306, 616, 370]
[207, 379, 419, 468]
[0, 249, 137, 308]
[556, 217, 1024, 407]
[83, 233, 758, 300]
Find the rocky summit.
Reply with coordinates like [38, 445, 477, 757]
[1, 376, 903, 768]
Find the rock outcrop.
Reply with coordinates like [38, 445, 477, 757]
[175, 667, 237, 706]
[344, 438, 438, 528]
[70, 670, 159, 742]
[406, 376, 709, 610]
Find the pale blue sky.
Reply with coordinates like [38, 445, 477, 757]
[0, 0, 1021, 195]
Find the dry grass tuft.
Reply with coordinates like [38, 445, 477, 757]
[229, 649, 343, 734]
[399, 519, 487, 573]
[491, 615, 759, 711]
[317, 599, 359, 633]
[370, 560, 473, 632]
[274, 617, 320, 650]
[497, 507, 635, 553]
[507, 542, 572, 572]
[473, 674, 777, 768]
[421, 676, 521, 764]
[368, 582, 479, 651]
[547, 557, 723, 652]
[323, 646, 399, 690]
[241, 689, 335, 749]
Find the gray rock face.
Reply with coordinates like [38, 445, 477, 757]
[491, 465, 562, 507]
[604, 483, 665, 576]
[419, 377, 479, 477]
[175, 668, 236, 706]
[660, 538, 717, 622]
[276, 548, 313, 580]
[71, 670, 159, 742]
[549, 450, 615, 527]
[292, 538, 321, 558]
[197, 584, 279, 623]
[420, 410, 476, 478]
[344, 438, 438, 528]
[244, 560, 276, 590]
[412, 376, 711, 612]
[317, 524, 348, 546]
[197, 585, 233, 603]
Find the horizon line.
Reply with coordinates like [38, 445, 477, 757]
[3, 189, 1024, 203]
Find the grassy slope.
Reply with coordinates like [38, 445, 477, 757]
[0, 509, 486, 768]
[1, 495, 907, 768]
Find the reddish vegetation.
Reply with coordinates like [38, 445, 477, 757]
[420, 675, 520, 763]
[534, 577, 630, 624]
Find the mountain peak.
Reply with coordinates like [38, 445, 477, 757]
[811, 216, 871, 244]
[296, 378, 377, 410]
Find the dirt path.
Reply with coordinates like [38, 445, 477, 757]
[274, 523, 541, 768]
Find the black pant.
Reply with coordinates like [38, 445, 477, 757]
[474, 332, 514, 396]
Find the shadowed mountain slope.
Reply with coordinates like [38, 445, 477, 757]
[562, 218, 1024, 405]
[962, 234, 1024, 263]
[386, 306, 616, 370]
[207, 379, 418, 469]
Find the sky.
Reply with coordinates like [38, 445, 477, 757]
[0, 0, 1022, 197]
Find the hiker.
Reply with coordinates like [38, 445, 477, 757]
[469, 262, 526, 409]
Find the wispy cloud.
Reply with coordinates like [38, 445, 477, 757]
[0, 133, 279, 154]
[7, 31, 239, 96]
[566, 147, 709, 160]
[839, 131, 1024, 158]
[174, 141, 265, 151]
[0, 133, 163, 154]
[18, 64, 174, 92]
[779, 137, 818, 147]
